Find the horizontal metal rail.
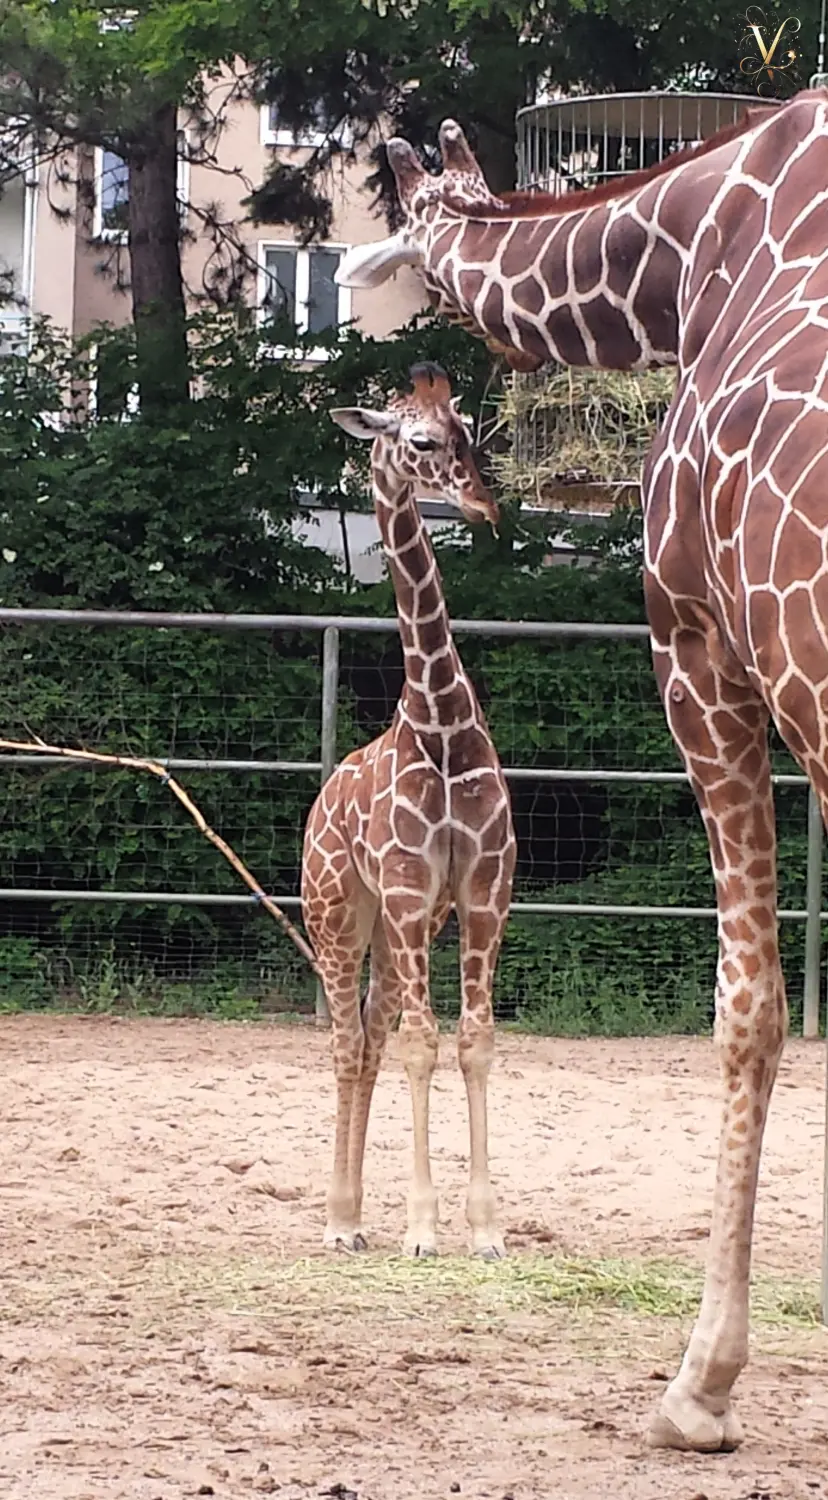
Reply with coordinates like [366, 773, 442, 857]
[0, 606, 651, 640]
[0, 887, 821, 922]
[0, 755, 809, 787]
[0, 754, 323, 773]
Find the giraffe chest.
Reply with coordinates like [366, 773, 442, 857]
[340, 729, 511, 891]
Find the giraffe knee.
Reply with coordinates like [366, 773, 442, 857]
[457, 1015, 494, 1077]
[714, 976, 787, 1111]
[398, 1014, 438, 1080]
[331, 1029, 365, 1082]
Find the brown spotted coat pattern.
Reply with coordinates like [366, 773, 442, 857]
[301, 365, 516, 1261]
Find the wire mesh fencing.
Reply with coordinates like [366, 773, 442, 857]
[0, 606, 822, 1036]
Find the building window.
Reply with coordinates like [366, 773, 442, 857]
[94, 148, 129, 239]
[258, 243, 352, 359]
[260, 100, 352, 150]
[92, 137, 190, 241]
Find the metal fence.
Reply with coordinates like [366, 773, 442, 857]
[0, 604, 824, 1036]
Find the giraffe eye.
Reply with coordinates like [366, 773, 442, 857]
[410, 435, 439, 453]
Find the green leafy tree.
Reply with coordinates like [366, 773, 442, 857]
[0, 0, 377, 405]
[246, 0, 822, 234]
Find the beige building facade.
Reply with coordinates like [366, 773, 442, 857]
[0, 67, 426, 359]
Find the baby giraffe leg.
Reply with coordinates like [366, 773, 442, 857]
[316, 923, 374, 1252]
[344, 922, 402, 1243]
[456, 882, 511, 1259]
[301, 800, 375, 1253]
[382, 897, 440, 1257]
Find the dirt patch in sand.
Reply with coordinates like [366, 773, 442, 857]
[0, 1017, 826, 1499]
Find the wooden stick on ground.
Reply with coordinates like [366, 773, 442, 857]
[0, 736, 321, 979]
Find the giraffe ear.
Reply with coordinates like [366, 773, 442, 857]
[329, 408, 401, 441]
[450, 396, 475, 433]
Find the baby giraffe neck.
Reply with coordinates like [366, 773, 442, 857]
[372, 461, 469, 729]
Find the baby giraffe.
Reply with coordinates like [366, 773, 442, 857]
[301, 362, 516, 1260]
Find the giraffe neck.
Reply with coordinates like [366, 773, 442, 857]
[372, 462, 474, 733]
[417, 126, 765, 372]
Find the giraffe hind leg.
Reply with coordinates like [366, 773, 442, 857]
[344, 920, 405, 1247]
[302, 813, 377, 1253]
[316, 905, 375, 1253]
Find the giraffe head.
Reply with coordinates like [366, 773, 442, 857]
[337, 110, 793, 375]
[331, 122, 496, 289]
[336, 123, 544, 373]
[330, 362, 499, 530]
[388, 120, 500, 214]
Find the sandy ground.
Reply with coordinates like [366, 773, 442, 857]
[0, 1017, 827, 1500]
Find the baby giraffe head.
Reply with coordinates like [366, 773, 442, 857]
[330, 362, 500, 530]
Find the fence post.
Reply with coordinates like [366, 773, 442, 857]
[314, 625, 340, 1026]
[803, 785, 823, 1040]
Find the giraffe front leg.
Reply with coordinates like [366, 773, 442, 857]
[399, 1006, 440, 1258]
[456, 868, 512, 1259]
[646, 631, 786, 1453]
[383, 900, 440, 1257]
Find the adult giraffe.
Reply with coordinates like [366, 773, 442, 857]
[335, 89, 828, 1451]
[302, 363, 516, 1262]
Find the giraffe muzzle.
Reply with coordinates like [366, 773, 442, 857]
[459, 491, 500, 534]
[335, 230, 422, 289]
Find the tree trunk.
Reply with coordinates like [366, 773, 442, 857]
[127, 101, 189, 411]
[465, 12, 529, 196]
[473, 120, 518, 196]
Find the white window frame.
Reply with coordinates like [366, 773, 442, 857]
[92, 136, 191, 243]
[97, 11, 137, 33]
[87, 341, 140, 422]
[257, 241, 352, 362]
[259, 102, 352, 151]
[0, 310, 29, 359]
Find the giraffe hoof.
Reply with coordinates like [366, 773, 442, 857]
[402, 1236, 438, 1259]
[323, 1230, 368, 1254]
[646, 1386, 744, 1452]
[473, 1241, 506, 1261]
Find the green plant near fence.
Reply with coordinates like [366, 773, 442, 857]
[0, 315, 815, 1033]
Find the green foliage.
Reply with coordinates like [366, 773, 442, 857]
[246, 0, 822, 234]
[0, 309, 496, 1010]
[0, 937, 52, 1011]
[0, 312, 815, 1033]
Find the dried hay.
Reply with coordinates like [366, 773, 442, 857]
[493, 365, 677, 500]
